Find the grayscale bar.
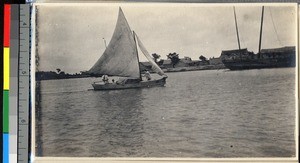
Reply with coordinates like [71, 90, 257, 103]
[18, 4, 30, 163]
[10, 4, 19, 163]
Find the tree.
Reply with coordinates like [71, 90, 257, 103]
[157, 59, 164, 66]
[56, 68, 61, 74]
[199, 55, 208, 62]
[167, 52, 180, 68]
[152, 53, 161, 63]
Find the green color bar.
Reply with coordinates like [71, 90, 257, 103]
[3, 90, 9, 133]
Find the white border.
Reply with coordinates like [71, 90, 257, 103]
[30, 2, 299, 163]
[30, 3, 36, 163]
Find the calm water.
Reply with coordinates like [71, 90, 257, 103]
[35, 68, 296, 157]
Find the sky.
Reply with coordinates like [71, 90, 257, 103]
[35, 3, 297, 73]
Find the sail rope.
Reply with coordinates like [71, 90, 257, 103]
[134, 33, 166, 77]
[232, 7, 244, 49]
[269, 7, 282, 46]
[240, 32, 245, 50]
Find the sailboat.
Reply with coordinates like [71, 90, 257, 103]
[88, 7, 167, 90]
[221, 6, 296, 70]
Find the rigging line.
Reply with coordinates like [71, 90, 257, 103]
[233, 6, 241, 50]
[269, 7, 282, 46]
[240, 31, 245, 50]
[233, 6, 246, 49]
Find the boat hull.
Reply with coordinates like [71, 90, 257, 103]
[221, 47, 296, 71]
[92, 77, 167, 90]
[222, 57, 295, 70]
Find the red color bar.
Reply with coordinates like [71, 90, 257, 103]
[4, 4, 11, 47]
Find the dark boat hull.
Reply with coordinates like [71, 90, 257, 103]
[222, 58, 295, 70]
[221, 47, 296, 70]
[92, 77, 167, 90]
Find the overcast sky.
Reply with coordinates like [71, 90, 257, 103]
[35, 3, 296, 73]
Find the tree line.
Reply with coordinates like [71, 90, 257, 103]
[152, 52, 208, 67]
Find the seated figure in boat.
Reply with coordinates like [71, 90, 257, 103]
[102, 75, 109, 84]
[144, 71, 151, 81]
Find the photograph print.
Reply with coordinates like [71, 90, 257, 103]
[34, 3, 297, 158]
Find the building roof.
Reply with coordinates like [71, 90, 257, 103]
[221, 48, 248, 56]
[260, 46, 295, 53]
[180, 59, 192, 64]
[162, 60, 172, 65]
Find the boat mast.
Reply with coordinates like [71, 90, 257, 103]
[133, 31, 142, 81]
[233, 6, 241, 50]
[258, 6, 264, 58]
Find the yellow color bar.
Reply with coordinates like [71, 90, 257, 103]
[4, 47, 10, 90]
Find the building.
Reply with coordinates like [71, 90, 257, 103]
[220, 48, 256, 60]
[209, 57, 223, 65]
[260, 46, 295, 59]
[160, 57, 203, 68]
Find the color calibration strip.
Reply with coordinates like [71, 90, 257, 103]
[3, 3, 29, 163]
[3, 4, 11, 163]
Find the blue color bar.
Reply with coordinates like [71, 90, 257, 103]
[3, 133, 9, 163]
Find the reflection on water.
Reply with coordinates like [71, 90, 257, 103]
[92, 90, 145, 156]
[36, 68, 296, 157]
[37, 87, 147, 157]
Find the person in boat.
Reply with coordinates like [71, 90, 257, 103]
[102, 74, 109, 84]
[144, 71, 151, 81]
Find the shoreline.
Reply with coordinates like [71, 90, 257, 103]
[162, 65, 226, 73]
[36, 65, 226, 81]
[35, 65, 296, 81]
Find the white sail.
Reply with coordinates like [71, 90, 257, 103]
[89, 8, 140, 78]
[135, 33, 166, 76]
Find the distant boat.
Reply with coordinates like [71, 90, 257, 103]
[221, 6, 296, 70]
[88, 8, 167, 90]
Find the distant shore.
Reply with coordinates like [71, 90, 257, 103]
[162, 64, 226, 73]
[36, 64, 226, 81]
